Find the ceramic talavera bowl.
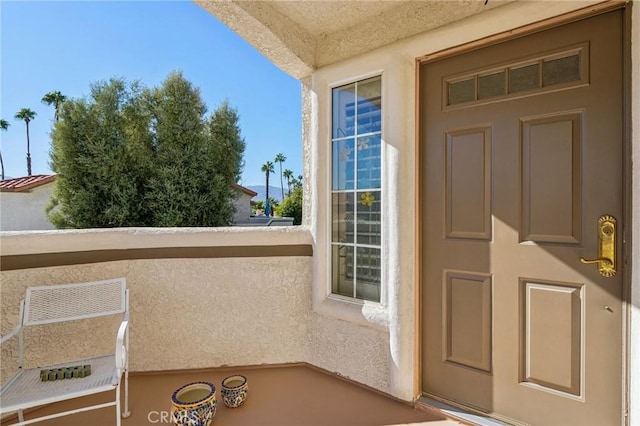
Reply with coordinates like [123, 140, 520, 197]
[221, 375, 248, 408]
[171, 381, 216, 426]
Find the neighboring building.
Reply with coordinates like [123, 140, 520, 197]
[0, 178, 257, 230]
[231, 182, 257, 224]
[0, 175, 56, 231]
[197, 2, 640, 425]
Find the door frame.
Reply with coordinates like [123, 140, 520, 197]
[413, 2, 632, 423]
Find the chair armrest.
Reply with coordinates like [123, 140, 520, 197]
[1, 324, 22, 344]
[115, 314, 129, 372]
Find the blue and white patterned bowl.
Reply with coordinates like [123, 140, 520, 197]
[221, 375, 248, 408]
[170, 381, 216, 426]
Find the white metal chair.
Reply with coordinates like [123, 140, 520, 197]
[0, 278, 130, 425]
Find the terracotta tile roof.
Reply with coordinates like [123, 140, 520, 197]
[231, 183, 258, 197]
[0, 175, 56, 192]
[0, 176, 255, 197]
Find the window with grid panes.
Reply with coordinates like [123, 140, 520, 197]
[331, 76, 382, 302]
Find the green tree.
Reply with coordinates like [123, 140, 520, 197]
[274, 152, 286, 200]
[268, 196, 279, 211]
[290, 177, 301, 189]
[48, 71, 245, 228]
[144, 72, 211, 226]
[276, 186, 302, 225]
[42, 91, 67, 122]
[208, 99, 245, 183]
[0, 119, 9, 180]
[261, 160, 274, 207]
[14, 108, 36, 176]
[252, 200, 265, 215]
[283, 169, 293, 196]
[48, 78, 149, 228]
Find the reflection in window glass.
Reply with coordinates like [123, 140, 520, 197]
[355, 247, 381, 302]
[332, 138, 355, 190]
[356, 135, 381, 190]
[356, 190, 381, 246]
[332, 245, 354, 297]
[478, 71, 506, 99]
[449, 78, 475, 105]
[543, 54, 580, 87]
[355, 77, 381, 134]
[331, 76, 382, 302]
[509, 64, 539, 93]
[332, 84, 356, 139]
[445, 46, 586, 107]
[332, 193, 354, 244]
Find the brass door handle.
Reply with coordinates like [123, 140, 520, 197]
[579, 215, 616, 277]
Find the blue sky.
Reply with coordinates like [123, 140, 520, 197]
[0, 0, 302, 187]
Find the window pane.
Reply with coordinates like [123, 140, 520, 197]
[332, 192, 354, 244]
[356, 135, 381, 190]
[355, 247, 381, 302]
[356, 191, 381, 246]
[331, 76, 382, 303]
[449, 78, 475, 105]
[332, 138, 354, 190]
[332, 84, 356, 138]
[543, 54, 580, 87]
[356, 77, 381, 134]
[332, 245, 354, 297]
[509, 63, 539, 93]
[478, 71, 505, 99]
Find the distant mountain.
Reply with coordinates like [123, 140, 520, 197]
[247, 185, 285, 203]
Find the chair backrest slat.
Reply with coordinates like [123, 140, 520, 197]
[23, 278, 126, 326]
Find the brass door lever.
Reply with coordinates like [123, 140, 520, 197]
[579, 215, 616, 277]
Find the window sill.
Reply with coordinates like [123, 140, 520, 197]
[312, 291, 389, 332]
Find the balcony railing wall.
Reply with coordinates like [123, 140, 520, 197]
[0, 227, 392, 397]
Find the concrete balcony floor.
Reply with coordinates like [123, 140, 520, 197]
[1, 364, 461, 426]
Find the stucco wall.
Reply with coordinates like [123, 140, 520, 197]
[304, 0, 639, 406]
[0, 231, 313, 387]
[0, 227, 395, 396]
[0, 184, 55, 231]
[232, 192, 253, 224]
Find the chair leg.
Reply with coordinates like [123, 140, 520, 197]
[122, 322, 131, 419]
[122, 367, 131, 418]
[115, 383, 122, 426]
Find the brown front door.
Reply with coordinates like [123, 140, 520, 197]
[421, 10, 624, 425]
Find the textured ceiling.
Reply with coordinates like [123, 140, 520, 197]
[195, 0, 516, 78]
[268, 1, 409, 36]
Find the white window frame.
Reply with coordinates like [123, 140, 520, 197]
[327, 72, 385, 306]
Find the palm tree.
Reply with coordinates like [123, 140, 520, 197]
[0, 119, 9, 180]
[283, 169, 293, 196]
[41, 91, 67, 122]
[274, 153, 286, 200]
[15, 108, 37, 176]
[261, 161, 275, 212]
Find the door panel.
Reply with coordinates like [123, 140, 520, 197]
[445, 125, 492, 240]
[521, 111, 583, 244]
[421, 11, 623, 425]
[444, 270, 493, 372]
[520, 278, 583, 397]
